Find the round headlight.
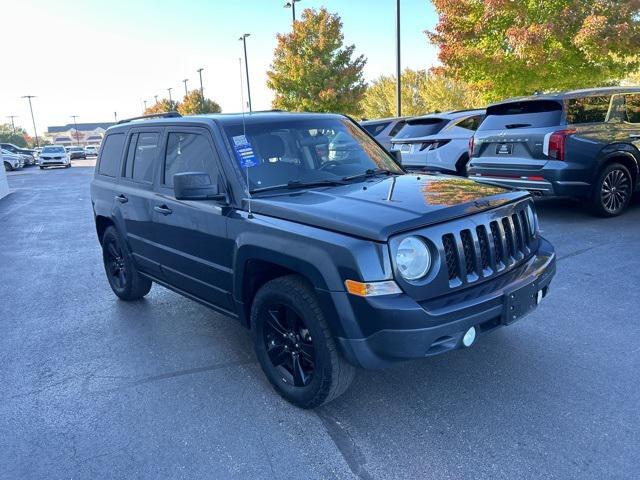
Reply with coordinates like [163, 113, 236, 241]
[396, 236, 431, 280]
[525, 204, 537, 235]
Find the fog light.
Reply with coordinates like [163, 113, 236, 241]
[462, 326, 476, 347]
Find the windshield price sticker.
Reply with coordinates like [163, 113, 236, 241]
[232, 135, 258, 168]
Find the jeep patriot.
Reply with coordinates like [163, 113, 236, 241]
[91, 111, 556, 408]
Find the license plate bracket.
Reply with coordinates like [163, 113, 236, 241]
[496, 143, 513, 155]
[503, 280, 540, 325]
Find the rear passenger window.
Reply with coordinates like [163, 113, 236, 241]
[566, 96, 612, 124]
[456, 115, 483, 131]
[164, 132, 218, 187]
[624, 94, 640, 123]
[389, 121, 407, 136]
[97, 133, 125, 177]
[131, 132, 160, 183]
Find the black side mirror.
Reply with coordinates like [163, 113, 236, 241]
[173, 172, 225, 201]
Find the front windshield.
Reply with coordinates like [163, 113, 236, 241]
[222, 117, 403, 192]
[43, 147, 66, 154]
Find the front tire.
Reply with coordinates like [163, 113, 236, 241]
[251, 275, 355, 408]
[590, 163, 633, 217]
[102, 226, 152, 300]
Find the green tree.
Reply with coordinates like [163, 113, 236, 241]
[267, 7, 367, 115]
[178, 90, 222, 115]
[0, 124, 28, 147]
[427, 0, 640, 103]
[362, 69, 481, 119]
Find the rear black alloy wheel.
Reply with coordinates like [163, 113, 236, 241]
[592, 163, 632, 217]
[101, 226, 152, 300]
[262, 303, 316, 387]
[251, 275, 355, 408]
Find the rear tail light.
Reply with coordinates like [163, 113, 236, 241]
[545, 129, 576, 160]
[468, 136, 475, 157]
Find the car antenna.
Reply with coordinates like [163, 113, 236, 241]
[239, 57, 253, 219]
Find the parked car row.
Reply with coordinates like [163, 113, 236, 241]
[363, 86, 640, 216]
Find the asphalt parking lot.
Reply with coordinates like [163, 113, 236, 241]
[1, 164, 639, 479]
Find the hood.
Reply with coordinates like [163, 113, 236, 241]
[249, 174, 527, 241]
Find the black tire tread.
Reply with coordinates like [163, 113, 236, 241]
[252, 275, 355, 408]
[102, 226, 152, 301]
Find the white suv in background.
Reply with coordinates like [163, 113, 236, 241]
[84, 145, 99, 157]
[391, 109, 485, 175]
[38, 145, 71, 169]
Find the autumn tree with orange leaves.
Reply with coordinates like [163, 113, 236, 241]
[427, 0, 640, 103]
[267, 7, 367, 115]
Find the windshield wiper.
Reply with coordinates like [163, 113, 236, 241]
[250, 179, 346, 194]
[342, 168, 401, 182]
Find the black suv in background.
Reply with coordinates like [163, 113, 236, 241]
[91, 111, 555, 408]
[468, 87, 640, 216]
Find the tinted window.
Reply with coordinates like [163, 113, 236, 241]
[131, 132, 159, 183]
[123, 133, 138, 178]
[624, 94, 640, 123]
[164, 133, 218, 186]
[456, 115, 484, 131]
[566, 96, 612, 124]
[389, 120, 407, 136]
[394, 118, 448, 139]
[362, 122, 391, 136]
[97, 134, 125, 177]
[480, 100, 563, 130]
[42, 146, 66, 154]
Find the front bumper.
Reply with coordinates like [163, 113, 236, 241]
[332, 238, 556, 369]
[40, 158, 69, 166]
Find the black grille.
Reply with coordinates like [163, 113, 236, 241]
[441, 204, 535, 286]
[460, 230, 476, 276]
[476, 225, 490, 270]
[442, 234, 459, 281]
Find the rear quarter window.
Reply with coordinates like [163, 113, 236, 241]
[479, 100, 563, 130]
[362, 122, 391, 136]
[565, 96, 612, 124]
[97, 133, 125, 177]
[623, 94, 640, 123]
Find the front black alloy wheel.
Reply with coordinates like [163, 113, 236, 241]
[591, 163, 632, 217]
[251, 275, 355, 408]
[101, 226, 152, 300]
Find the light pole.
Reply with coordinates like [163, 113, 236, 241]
[143, 100, 148, 113]
[284, 0, 300, 23]
[21, 95, 39, 148]
[6, 116, 17, 134]
[70, 115, 80, 145]
[182, 78, 189, 97]
[167, 87, 173, 109]
[114, 112, 118, 123]
[395, 0, 401, 117]
[154, 95, 158, 104]
[239, 34, 252, 112]
[197, 68, 205, 113]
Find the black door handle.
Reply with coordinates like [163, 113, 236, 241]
[115, 194, 128, 204]
[154, 205, 173, 215]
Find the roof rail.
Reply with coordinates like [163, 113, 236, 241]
[116, 111, 182, 125]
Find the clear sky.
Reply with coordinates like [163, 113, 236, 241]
[2, 0, 438, 136]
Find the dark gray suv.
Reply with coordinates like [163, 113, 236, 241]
[468, 87, 640, 216]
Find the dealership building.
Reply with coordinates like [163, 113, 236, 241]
[43, 122, 114, 146]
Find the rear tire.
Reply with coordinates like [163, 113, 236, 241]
[590, 163, 633, 217]
[251, 275, 355, 408]
[4, 162, 13, 172]
[455, 153, 470, 177]
[102, 226, 152, 300]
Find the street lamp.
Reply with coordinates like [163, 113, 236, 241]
[197, 68, 205, 113]
[284, 0, 300, 23]
[143, 100, 148, 112]
[70, 115, 80, 145]
[154, 95, 158, 104]
[182, 78, 189, 97]
[395, 0, 401, 117]
[167, 87, 173, 109]
[114, 112, 118, 123]
[21, 95, 39, 148]
[6, 116, 17, 135]
[238, 33, 252, 113]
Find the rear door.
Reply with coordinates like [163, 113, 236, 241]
[116, 128, 164, 277]
[391, 118, 449, 165]
[151, 126, 234, 312]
